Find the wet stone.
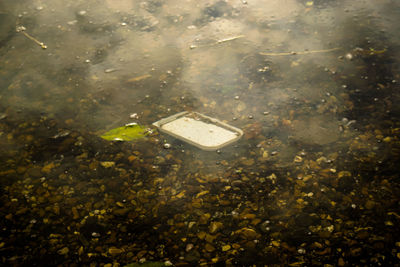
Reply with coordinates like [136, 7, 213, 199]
[113, 208, 130, 216]
[365, 200, 375, 210]
[100, 161, 115, 168]
[57, 247, 69, 255]
[222, 244, 231, 252]
[185, 249, 200, 263]
[294, 213, 317, 227]
[290, 116, 341, 145]
[209, 221, 223, 234]
[236, 227, 259, 239]
[26, 167, 42, 178]
[108, 247, 123, 255]
[163, 143, 171, 149]
[205, 234, 217, 243]
[205, 243, 215, 252]
[337, 176, 355, 192]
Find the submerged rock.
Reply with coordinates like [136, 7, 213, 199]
[290, 116, 342, 145]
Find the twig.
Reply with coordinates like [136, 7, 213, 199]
[190, 35, 245, 49]
[216, 35, 245, 44]
[259, 47, 340, 56]
[16, 25, 47, 49]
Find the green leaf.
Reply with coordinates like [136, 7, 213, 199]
[100, 123, 148, 141]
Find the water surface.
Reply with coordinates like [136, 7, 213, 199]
[1, 0, 399, 266]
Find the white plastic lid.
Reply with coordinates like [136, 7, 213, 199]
[153, 112, 243, 150]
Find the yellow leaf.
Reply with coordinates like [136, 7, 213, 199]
[196, 190, 209, 198]
[176, 190, 186, 199]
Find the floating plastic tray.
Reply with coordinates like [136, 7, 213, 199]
[153, 111, 243, 151]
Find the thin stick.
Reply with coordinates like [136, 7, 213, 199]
[216, 35, 245, 44]
[259, 47, 340, 56]
[190, 35, 245, 49]
[16, 26, 47, 49]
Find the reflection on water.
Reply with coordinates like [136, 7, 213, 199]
[1, 0, 400, 265]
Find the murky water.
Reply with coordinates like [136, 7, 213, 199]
[1, 0, 400, 266]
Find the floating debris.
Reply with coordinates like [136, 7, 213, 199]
[129, 113, 139, 119]
[52, 130, 71, 139]
[100, 124, 148, 141]
[189, 35, 245, 49]
[216, 35, 245, 44]
[16, 25, 47, 49]
[259, 47, 340, 56]
[104, 68, 117, 73]
[126, 74, 151, 82]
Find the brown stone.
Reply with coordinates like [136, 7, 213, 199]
[205, 243, 215, 252]
[235, 227, 259, 239]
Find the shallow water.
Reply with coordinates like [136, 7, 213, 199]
[1, 0, 400, 266]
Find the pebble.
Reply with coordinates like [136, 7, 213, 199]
[365, 200, 375, 209]
[57, 247, 69, 255]
[294, 155, 303, 163]
[130, 113, 139, 119]
[108, 247, 123, 254]
[67, 20, 78, 25]
[91, 232, 100, 238]
[205, 243, 215, 252]
[383, 136, 391, 143]
[154, 156, 165, 164]
[236, 227, 258, 239]
[100, 161, 115, 168]
[209, 221, 223, 234]
[271, 240, 280, 247]
[163, 143, 171, 149]
[345, 53, 353, 60]
[297, 248, 306, 254]
[242, 158, 254, 166]
[104, 68, 117, 73]
[185, 243, 194, 252]
[164, 261, 173, 266]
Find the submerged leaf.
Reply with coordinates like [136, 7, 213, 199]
[101, 123, 148, 141]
